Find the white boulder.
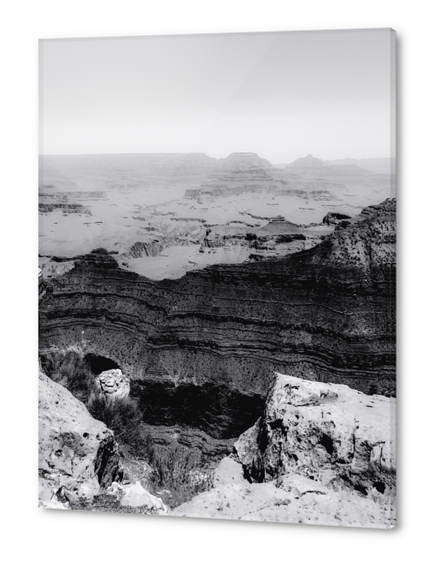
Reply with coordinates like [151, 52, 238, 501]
[94, 369, 130, 400]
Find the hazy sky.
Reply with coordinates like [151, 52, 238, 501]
[39, 29, 395, 164]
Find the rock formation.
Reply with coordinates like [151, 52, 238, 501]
[173, 456, 394, 528]
[322, 211, 352, 226]
[287, 154, 325, 168]
[38, 370, 122, 508]
[39, 199, 395, 447]
[105, 481, 167, 513]
[173, 373, 395, 528]
[39, 369, 168, 514]
[219, 152, 272, 169]
[323, 157, 396, 176]
[234, 373, 396, 495]
[39, 152, 394, 264]
[185, 153, 274, 202]
[39, 202, 91, 215]
[93, 369, 131, 401]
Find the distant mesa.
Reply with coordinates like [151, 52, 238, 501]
[323, 157, 396, 175]
[221, 152, 272, 169]
[287, 154, 324, 168]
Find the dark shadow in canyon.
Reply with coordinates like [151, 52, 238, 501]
[39, 349, 263, 445]
[132, 380, 264, 440]
[85, 353, 120, 375]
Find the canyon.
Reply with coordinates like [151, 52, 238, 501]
[39, 368, 395, 527]
[39, 152, 394, 280]
[39, 197, 395, 459]
[38, 151, 396, 526]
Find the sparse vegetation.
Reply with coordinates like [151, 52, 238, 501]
[87, 395, 143, 449]
[87, 393, 213, 508]
[69, 491, 158, 515]
[40, 350, 93, 404]
[149, 442, 213, 507]
[40, 351, 215, 509]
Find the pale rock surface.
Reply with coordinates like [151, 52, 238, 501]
[174, 374, 395, 528]
[173, 464, 394, 528]
[93, 369, 130, 400]
[213, 457, 245, 486]
[38, 370, 122, 508]
[106, 481, 167, 513]
[235, 373, 396, 494]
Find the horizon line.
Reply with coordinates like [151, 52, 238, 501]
[38, 151, 395, 163]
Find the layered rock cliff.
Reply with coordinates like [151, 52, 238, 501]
[39, 199, 395, 442]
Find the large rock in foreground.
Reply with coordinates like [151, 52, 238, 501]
[234, 373, 396, 499]
[174, 374, 395, 529]
[38, 371, 122, 508]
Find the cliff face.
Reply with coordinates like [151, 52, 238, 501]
[39, 199, 395, 440]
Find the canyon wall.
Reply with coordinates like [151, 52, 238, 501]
[39, 199, 395, 440]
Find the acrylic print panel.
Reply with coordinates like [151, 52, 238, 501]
[38, 28, 396, 528]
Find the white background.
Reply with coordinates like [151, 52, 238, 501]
[1, 1, 430, 561]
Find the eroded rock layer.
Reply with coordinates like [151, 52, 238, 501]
[39, 199, 396, 439]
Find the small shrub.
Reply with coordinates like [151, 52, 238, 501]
[87, 389, 214, 508]
[88, 395, 143, 448]
[150, 443, 199, 489]
[149, 442, 213, 508]
[40, 350, 93, 403]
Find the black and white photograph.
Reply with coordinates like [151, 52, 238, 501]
[38, 28, 396, 529]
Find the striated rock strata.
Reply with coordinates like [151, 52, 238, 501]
[39, 199, 396, 442]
